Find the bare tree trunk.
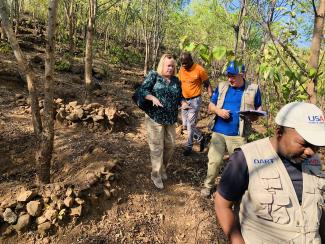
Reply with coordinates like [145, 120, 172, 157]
[104, 23, 110, 54]
[0, 21, 6, 39]
[233, 0, 246, 57]
[13, 0, 19, 34]
[307, 0, 325, 104]
[239, 0, 252, 61]
[85, 0, 97, 103]
[144, 36, 149, 75]
[35, 0, 59, 184]
[64, 0, 76, 54]
[0, 1, 42, 137]
[151, 0, 159, 69]
[141, 0, 152, 75]
[19, 0, 24, 14]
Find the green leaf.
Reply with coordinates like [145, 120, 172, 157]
[179, 36, 189, 50]
[309, 68, 317, 78]
[184, 42, 197, 52]
[212, 46, 227, 61]
[200, 52, 211, 64]
[296, 94, 308, 100]
[264, 67, 273, 80]
[275, 7, 286, 11]
[225, 50, 235, 61]
[58, 209, 66, 220]
[259, 63, 268, 74]
[196, 43, 209, 53]
[289, 29, 297, 36]
[282, 11, 291, 16]
[290, 11, 296, 18]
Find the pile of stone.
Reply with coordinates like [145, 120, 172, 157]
[0, 164, 118, 237]
[49, 99, 129, 131]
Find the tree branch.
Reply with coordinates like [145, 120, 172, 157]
[98, 0, 120, 16]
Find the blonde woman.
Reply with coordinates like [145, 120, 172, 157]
[137, 54, 182, 189]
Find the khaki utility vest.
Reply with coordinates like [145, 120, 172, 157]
[240, 138, 325, 244]
[216, 81, 258, 137]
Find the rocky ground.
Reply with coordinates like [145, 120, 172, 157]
[0, 36, 227, 243]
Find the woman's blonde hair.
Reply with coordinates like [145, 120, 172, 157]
[156, 54, 176, 76]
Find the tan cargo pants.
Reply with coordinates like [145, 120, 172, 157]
[145, 115, 176, 178]
[204, 132, 246, 189]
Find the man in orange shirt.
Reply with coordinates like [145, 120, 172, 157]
[179, 52, 212, 156]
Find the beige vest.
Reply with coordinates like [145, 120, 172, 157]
[216, 81, 258, 137]
[240, 138, 325, 244]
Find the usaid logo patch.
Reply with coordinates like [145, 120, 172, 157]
[254, 158, 274, 164]
[306, 158, 320, 166]
[308, 115, 325, 124]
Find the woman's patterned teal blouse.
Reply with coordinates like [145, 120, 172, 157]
[138, 70, 182, 125]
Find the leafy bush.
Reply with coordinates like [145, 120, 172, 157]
[55, 59, 71, 72]
[0, 42, 11, 54]
[100, 63, 111, 79]
[106, 44, 142, 65]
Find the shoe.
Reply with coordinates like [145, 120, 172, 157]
[200, 187, 212, 198]
[151, 175, 164, 189]
[183, 147, 192, 156]
[199, 136, 206, 152]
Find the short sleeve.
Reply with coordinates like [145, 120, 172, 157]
[139, 70, 158, 97]
[217, 149, 249, 202]
[254, 88, 262, 109]
[199, 66, 209, 82]
[210, 87, 219, 104]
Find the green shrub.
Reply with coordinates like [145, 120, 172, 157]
[106, 44, 143, 65]
[0, 42, 11, 54]
[100, 63, 111, 79]
[55, 59, 71, 72]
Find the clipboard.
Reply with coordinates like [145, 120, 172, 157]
[238, 110, 267, 117]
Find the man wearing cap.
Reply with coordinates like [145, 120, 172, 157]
[215, 102, 325, 243]
[179, 52, 213, 156]
[201, 61, 262, 197]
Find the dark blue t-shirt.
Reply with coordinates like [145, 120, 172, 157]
[218, 149, 303, 204]
[210, 81, 262, 136]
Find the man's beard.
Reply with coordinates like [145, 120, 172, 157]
[286, 154, 308, 164]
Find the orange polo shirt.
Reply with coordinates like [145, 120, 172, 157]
[178, 63, 209, 99]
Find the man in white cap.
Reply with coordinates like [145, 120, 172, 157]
[214, 102, 325, 243]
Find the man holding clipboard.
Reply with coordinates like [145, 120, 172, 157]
[201, 61, 263, 197]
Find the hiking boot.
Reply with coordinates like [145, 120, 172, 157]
[199, 136, 206, 152]
[200, 187, 212, 198]
[183, 147, 192, 156]
[151, 175, 164, 189]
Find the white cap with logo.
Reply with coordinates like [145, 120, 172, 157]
[275, 102, 325, 146]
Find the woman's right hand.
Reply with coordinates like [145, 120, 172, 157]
[145, 94, 163, 107]
[151, 96, 163, 107]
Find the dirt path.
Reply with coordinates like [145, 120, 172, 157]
[54, 119, 227, 244]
